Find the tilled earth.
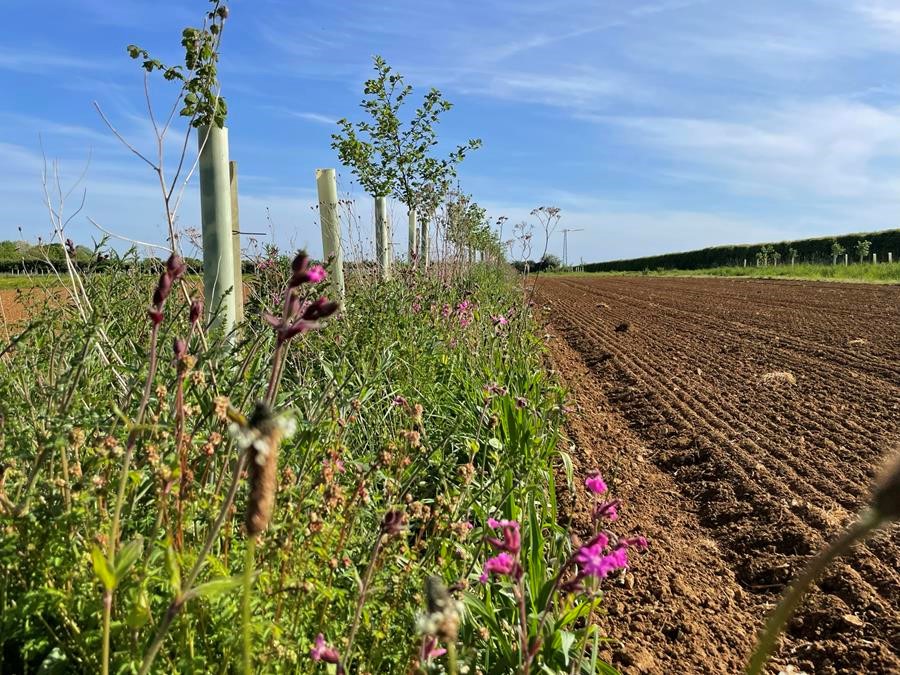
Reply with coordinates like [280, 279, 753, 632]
[538, 276, 900, 675]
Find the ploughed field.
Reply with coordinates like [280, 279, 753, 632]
[539, 276, 900, 674]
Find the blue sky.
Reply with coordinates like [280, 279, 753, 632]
[4, 0, 900, 263]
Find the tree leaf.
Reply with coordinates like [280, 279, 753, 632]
[188, 576, 243, 601]
[114, 536, 144, 581]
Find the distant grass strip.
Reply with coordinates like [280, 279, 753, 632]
[553, 263, 900, 284]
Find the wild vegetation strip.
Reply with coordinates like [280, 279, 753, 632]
[538, 275, 900, 675]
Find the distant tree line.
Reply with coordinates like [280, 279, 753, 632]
[0, 240, 210, 275]
[583, 229, 900, 272]
[511, 253, 562, 273]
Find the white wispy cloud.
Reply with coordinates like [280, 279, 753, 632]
[289, 112, 339, 125]
[0, 47, 106, 74]
[603, 100, 900, 201]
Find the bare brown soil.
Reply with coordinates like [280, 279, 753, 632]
[539, 276, 900, 675]
[0, 288, 53, 329]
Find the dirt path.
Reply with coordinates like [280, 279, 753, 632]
[539, 276, 900, 675]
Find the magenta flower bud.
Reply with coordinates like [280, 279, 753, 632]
[189, 298, 203, 325]
[278, 319, 315, 344]
[165, 253, 187, 279]
[148, 308, 164, 325]
[173, 337, 187, 360]
[288, 251, 310, 288]
[302, 297, 339, 321]
[153, 274, 173, 307]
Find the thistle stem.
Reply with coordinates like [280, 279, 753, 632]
[746, 510, 880, 675]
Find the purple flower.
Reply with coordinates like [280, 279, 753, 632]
[306, 265, 327, 283]
[585, 473, 608, 494]
[575, 538, 628, 579]
[593, 500, 620, 521]
[479, 552, 520, 582]
[486, 518, 521, 554]
[492, 315, 509, 326]
[420, 636, 447, 662]
[310, 634, 341, 664]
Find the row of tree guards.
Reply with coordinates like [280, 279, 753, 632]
[742, 252, 894, 267]
[197, 126, 443, 335]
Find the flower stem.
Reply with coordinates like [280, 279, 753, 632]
[103, 322, 160, 675]
[242, 536, 257, 674]
[746, 510, 880, 675]
[343, 533, 385, 670]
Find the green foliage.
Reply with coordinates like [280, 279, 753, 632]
[855, 238, 872, 262]
[541, 253, 562, 270]
[126, 0, 229, 128]
[583, 228, 900, 272]
[831, 239, 846, 261]
[444, 190, 503, 259]
[332, 55, 481, 212]
[0, 253, 615, 673]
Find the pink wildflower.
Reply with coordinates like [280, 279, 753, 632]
[593, 500, 620, 521]
[486, 518, 521, 554]
[310, 634, 341, 664]
[306, 265, 327, 283]
[575, 540, 628, 579]
[492, 315, 509, 326]
[479, 552, 520, 582]
[585, 473, 608, 494]
[420, 636, 447, 662]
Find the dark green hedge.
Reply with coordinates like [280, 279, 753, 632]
[584, 229, 900, 272]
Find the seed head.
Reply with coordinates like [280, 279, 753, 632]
[872, 451, 900, 522]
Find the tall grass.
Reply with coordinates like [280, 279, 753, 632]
[0, 251, 639, 673]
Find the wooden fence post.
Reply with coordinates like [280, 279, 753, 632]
[315, 168, 345, 302]
[198, 124, 236, 332]
[229, 160, 244, 323]
[889, 252, 893, 264]
[873, 252, 878, 264]
[375, 196, 391, 281]
[844, 253, 848, 266]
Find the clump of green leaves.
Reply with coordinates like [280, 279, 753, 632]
[332, 55, 481, 213]
[855, 238, 872, 263]
[126, 0, 229, 128]
[831, 239, 846, 264]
